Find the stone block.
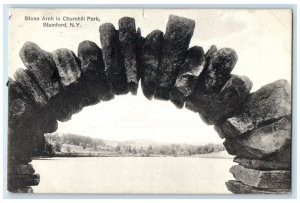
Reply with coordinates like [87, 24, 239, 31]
[9, 164, 35, 175]
[202, 48, 238, 93]
[8, 78, 35, 130]
[9, 186, 33, 193]
[99, 23, 129, 95]
[13, 68, 58, 133]
[141, 30, 163, 99]
[19, 42, 60, 99]
[52, 48, 81, 88]
[13, 68, 48, 107]
[155, 15, 195, 100]
[136, 27, 144, 85]
[223, 117, 291, 159]
[200, 75, 252, 124]
[170, 46, 205, 108]
[204, 45, 217, 69]
[229, 165, 290, 189]
[119, 17, 139, 94]
[216, 79, 291, 138]
[234, 157, 291, 170]
[78, 40, 114, 102]
[226, 180, 290, 194]
[8, 173, 40, 188]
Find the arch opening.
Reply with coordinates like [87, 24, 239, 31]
[30, 94, 235, 194]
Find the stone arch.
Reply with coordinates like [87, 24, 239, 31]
[7, 15, 291, 194]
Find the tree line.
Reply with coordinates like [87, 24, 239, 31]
[39, 133, 225, 157]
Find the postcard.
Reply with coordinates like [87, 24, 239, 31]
[7, 8, 292, 194]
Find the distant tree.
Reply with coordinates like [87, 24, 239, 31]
[170, 148, 176, 156]
[147, 145, 153, 155]
[181, 150, 190, 156]
[57, 133, 105, 149]
[132, 148, 137, 155]
[79, 143, 86, 149]
[187, 148, 192, 156]
[159, 147, 166, 156]
[139, 147, 144, 154]
[54, 141, 61, 152]
[115, 145, 121, 152]
[93, 144, 98, 151]
[44, 143, 55, 156]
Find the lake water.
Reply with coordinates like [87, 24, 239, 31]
[31, 152, 235, 194]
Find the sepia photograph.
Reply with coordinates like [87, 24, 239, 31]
[6, 8, 292, 195]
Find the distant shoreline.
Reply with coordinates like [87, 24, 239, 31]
[34, 150, 233, 159]
[42, 133, 226, 158]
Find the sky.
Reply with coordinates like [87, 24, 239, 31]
[8, 9, 292, 144]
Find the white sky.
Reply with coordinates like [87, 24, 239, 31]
[8, 9, 292, 144]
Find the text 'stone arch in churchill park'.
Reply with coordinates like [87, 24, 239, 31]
[7, 9, 292, 194]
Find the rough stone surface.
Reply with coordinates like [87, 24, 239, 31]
[223, 138, 256, 159]
[18, 43, 73, 123]
[78, 40, 114, 103]
[240, 118, 291, 157]
[52, 48, 81, 87]
[229, 165, 290, 189]
[8, 130, 44, 165]
[118, 17, 139, 94]
[226, 180, 290, 194]
[204, 45, 217, 69]
[184, 45, 217, 112]
[13, 68, 49, 107]
[141, 30, 163, 99]
[185, 74, 252, 124]
[19, 42, 60, 99]
[52, 88, 87, 121]
[217, 79, 291, 138]
[184, 87, 212, 113]
[201, 75, 252, 125]
[267, 144, 291, 163]
[8, 173, 40, 188]
[136, 27, 144, 83]
[99, 23, 129, 95]
[13, 68, 58, 133]
[223, 117, 291, 159]
[8, 131, 34, 165]
[169, 46, 205, 108]
[34, 112, 58, 134]
[203, 48, 238, 93]
[50, 48, 85, 121]
[234, 157, 291, 170]
[8, 78, 35, 131]
[9, 186, 33, 193]
[155, 15, 195, 100]
[9, 164, 35, 175]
